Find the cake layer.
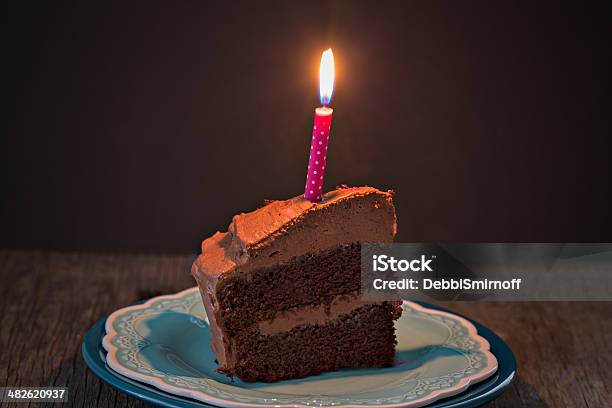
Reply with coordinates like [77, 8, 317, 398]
[195, 241, 366, 369]
[211, 242, 362, 334]
[224, 302, 402, 382]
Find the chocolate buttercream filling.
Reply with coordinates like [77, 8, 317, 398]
[258, 293, 380, 335]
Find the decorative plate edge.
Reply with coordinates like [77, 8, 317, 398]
[102, 287, 499, 408]
[394, 302, 499, 408]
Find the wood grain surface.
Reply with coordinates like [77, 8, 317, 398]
[0, 250, 610, 407]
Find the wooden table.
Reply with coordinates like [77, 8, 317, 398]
[1, 250, 610, 407]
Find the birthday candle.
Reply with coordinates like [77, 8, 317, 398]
[304, 49, 334, 203]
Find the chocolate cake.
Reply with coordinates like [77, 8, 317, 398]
[191, 185, 402, 382]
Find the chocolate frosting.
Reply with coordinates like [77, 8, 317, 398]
[191, 185, 397, 369]
[193, 186, 396, 283]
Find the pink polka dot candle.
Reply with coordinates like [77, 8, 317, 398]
[304, 49, 334, 203]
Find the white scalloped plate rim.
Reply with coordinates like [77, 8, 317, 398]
[102, 287, 498, 408]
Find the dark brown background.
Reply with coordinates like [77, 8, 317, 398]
[3, 0, 611, 253]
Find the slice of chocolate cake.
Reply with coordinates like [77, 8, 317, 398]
[191, 185, 401, 382]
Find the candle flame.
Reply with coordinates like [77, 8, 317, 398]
[319, 48, 334, 106]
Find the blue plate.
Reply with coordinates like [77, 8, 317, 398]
[83, 296, 515, 408]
